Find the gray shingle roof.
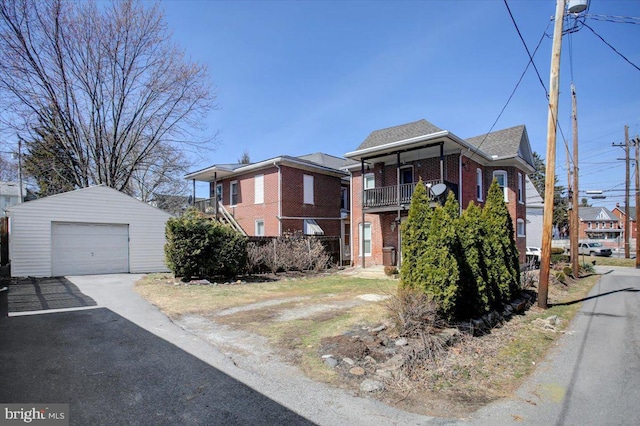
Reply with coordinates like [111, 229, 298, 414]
[578, 206, 617, 221]
[614, 205, 636, 220]
[466, 125, 526, 158]
[355, 119, 444, 151]
[297, 152, 350, 170]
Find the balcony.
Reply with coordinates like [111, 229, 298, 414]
[363, 179, 442, 211]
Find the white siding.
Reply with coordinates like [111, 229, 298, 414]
[526, 207, 543, 248]
[7, 186, 171, 277]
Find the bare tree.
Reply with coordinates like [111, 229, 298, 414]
[0, 0, 215, 194]
[237, 149, 251, 164]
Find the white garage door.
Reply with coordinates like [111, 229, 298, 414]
[52, 222, 130, 276]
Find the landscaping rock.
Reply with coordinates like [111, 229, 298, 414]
[371, 324, 387, 333]
[349, 366, 366, 376]
[342, 357, 355, 366]
[377, 354, 404, 372]
[394, 338, 408, 347]
[360, 379, 385, 393]
[547, 315, 559, 325]
[324, 357, 338, 368]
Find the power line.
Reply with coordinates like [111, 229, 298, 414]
[582, 22, 640, 72]
[466, 3, 550, 161]
[503, 0, 549, 97]
[586, 14, 640, 25]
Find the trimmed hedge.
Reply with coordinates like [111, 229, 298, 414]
[165, 209, 247, 281]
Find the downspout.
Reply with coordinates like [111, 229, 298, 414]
[397, 151, 401, 269]
[275, 162, 282, 235]
[361, 159, 365, 269]
[439, 142, 444, 183]
[348, 169, 354, 265]
[213, 172, 218, 216]
[192, 179, 196, 206]
[459, 154, 463, 215]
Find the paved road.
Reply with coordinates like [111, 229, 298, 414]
[464, 266, 640, 425]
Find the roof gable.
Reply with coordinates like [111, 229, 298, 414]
[356, 119, 444, 151]
[578, 206, 616, 221]
[7, 185, 172, 217]
[466, 125, 535, 167]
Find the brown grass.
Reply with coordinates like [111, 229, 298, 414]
[135, 270, 600, 418]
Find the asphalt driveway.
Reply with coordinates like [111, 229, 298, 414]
[1, 275, 432, 426]
[6, 276, 96, 313]
[0, 307, 311, 425]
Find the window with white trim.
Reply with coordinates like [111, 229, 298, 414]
[517, 172, 524, 204]
[255, 219, 265, 236]
[364, 173, 375, 190]
[230, 180, 238, 206]
[254, 174, 264, 204]
[303, 174, 314, 204]
[304, 219, 324, 235]
[359, 222, 372, 256]
[517, 218, 525, 237]
[493, 170, 508, 202]
[476, 168, 483, 201]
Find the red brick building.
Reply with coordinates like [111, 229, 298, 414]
[185, 154, 350, 255]
[611, 204, 636, 242]
[344, 119, 535, 267]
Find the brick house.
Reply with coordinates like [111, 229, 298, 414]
[576, 206, 623, 241]
[185, 153, 351, 260]
[611, 204, 636, 242]
[344, 119, 535, 268]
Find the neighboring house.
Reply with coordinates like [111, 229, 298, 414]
[185, 153, 351, 261]
[7, 185, 171, 277]
[525, 175, 544, 248]
[577, 206, 622, 240]
[344, 119, 535, 268]
[611, 204, 637, 242]
[0, 181, 27, 217]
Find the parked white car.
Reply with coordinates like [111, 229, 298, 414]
[526, 247, 541, 266]
[578, 242, 612, 257]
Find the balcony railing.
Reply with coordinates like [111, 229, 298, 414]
[364, 180, 441, 208]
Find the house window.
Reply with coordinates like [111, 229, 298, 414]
[400, 166, 413, 185]
[230, 180, 238, 206]
[493, 170, 508, 202]
[303, 174, 314, 204]
[359, 222, 372, 256]
[517, 218, 525, 237]
[254, 174, 264, 204]
[216, 183, 223, 202]
[364, 173, 375, 190]
[304, 219, 324, 235]
[517, 172, 524, 204]
[341, 187, 348, 210]
[476, 168, 483, 201]
[588, 222, 592, 229]
[255, 219, 265, 236]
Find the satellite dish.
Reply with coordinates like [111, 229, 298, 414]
[430, 183, 447, 198]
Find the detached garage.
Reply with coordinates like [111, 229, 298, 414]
[7, 186, 172, 277]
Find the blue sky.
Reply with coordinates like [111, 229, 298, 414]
[160, 0, 640, 207]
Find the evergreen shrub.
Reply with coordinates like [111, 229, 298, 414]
[165, 209, 247, 281]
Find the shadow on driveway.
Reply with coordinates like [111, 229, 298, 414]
[8, 277, 97, 313]
[0, 308, 313, 425]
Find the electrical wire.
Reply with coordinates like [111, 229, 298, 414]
[466, 4, 551, 162]
[585, 14, 640, 25]
[582, 22, 640, 72]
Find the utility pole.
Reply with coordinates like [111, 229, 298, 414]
[625, 126, 630, 258]
[570, 83, 579, 277]
[635, 134, 640, 268]
[539, 0, 566, 309]
[613, 126, 631, 258]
